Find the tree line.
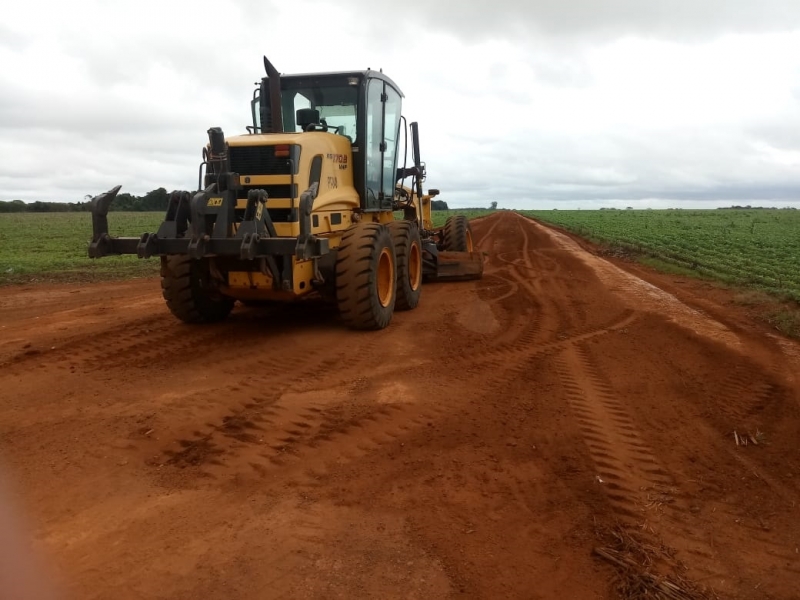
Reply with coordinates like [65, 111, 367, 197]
[717, 205, 797, 210]
[1, 191, 499, 214]
[0, 188, 172, 213]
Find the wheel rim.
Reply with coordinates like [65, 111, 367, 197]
[408, 241, 422, 291]
[377, 247, 394, 308]
[466, 229, 474, 252]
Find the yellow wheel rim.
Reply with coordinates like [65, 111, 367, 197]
[377, 247, 394, 308]
[408, 241, 422, 291]
[466, 229, 474, 252]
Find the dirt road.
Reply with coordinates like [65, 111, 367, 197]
[1, 211, 798, 599]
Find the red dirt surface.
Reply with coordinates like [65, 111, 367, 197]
[1, 211, 798, 599]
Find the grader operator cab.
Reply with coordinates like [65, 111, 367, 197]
[88, 56, 483, 330]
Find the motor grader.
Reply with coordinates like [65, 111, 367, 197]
[87, 56, 482, 330]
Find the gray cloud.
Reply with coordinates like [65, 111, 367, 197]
[0, 24, 28, 50]
[351, 0, 800, 43]
[0, 88, 197, 135]
[746, 114, 800, 153]
[424, 126, 800, 207]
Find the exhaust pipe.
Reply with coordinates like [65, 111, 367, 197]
[410, 121, 424, 200]
[262, 56, 284, 133]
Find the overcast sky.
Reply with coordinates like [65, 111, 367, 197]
[3, 0, 800, 209]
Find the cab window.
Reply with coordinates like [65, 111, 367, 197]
[365, 81, 384, 205]
[280, 84, 358, 142]
[365, 79, 403, 208]
[381, 87, 402, 202]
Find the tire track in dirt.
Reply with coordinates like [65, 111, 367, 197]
[159, 219, 642, 486]
[470, 218, 545, 351]
[711, 367, 783, 429]
[462, 309, 639, 376]
[519, 215, 800, 589]
[474, 272, 536, 348]
[150, 312, 467, 487]
[151, 334, 383, 476]
[710, 445, 800, 580]
[514, 210, 731, 577]
[248, 400, 451, 486]
[553, 345, 672, 516]
[1, 312, 260, 374]
[451, 220, 560, 376]
[475, 215, 502, 248]
[474, 272, 520, 305]
[508, 217, 575, 342]
[212, 393, 425, 481]
[471, 217, 565, 353]
[552, 341, 729, 581]
[2, 303, 343, 375]
[528, 215, 743, 352]
[461, 216, 638, 381]
[0, 313, 165, 371]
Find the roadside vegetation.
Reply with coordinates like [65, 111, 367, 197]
[0, 212, 164, 284]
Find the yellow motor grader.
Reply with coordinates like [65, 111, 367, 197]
[88, 56, 483, 330]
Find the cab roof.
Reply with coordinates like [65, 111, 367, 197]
[276, 69, 404, 98]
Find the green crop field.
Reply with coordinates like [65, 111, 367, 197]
[0, 209, 490, 285]
[521, 209, 800, 302]
[0, 212, 164, 284]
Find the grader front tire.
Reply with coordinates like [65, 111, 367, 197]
[442, 215, 475, 252]
[335, 223, 397, 330]
[160, 255, 234, 324]
[387, 220, 422, 311]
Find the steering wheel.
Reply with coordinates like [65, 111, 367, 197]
[303, 120, 343, 135]
[320, 119, 344, 135]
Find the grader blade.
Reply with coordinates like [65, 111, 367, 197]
[430, 250, 484, 281]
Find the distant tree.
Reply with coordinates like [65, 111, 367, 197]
[141, 188, 169, 211]
[110, 191, 165, 212]
[431, 199, 449, 210]
[626, 206, 633, 210]
[28, 201, 52, 212]
[110, 193, 134, 211]
[490, 201, 498, 210]
[0, 200, 27, 213]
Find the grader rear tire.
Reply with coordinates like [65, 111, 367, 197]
[160, 255, 234, 324]
[335, 223, 396, 330]
[387, 220, 422, 311]
[442, 215, 475, 252]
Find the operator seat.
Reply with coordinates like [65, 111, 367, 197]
[296, 108, 321, 131]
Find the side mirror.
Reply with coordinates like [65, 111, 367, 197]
[207, 127, 226, 158]
[428, 189, 440, 197]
